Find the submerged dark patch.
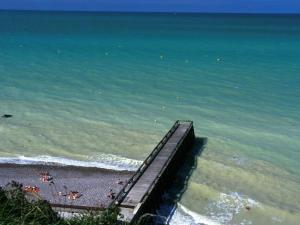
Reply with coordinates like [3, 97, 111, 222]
[1, 114, 13, 118]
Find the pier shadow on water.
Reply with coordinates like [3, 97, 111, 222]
[160, 137, 207, 224]
[138, 137, 207, 225]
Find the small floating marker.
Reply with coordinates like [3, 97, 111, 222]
[217, 58, 221, 61]
[1, 114, 13, 118]
[154, 119, 157, 123]
[160, 55, 164, 60]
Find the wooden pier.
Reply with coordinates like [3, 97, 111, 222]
[112, 120, 195, 224]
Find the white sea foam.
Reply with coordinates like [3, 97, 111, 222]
[0, 154, 142, 171]
[168, 203, 221, 225]
[207, 192, 260, 225]
[167, 192, 260, 225]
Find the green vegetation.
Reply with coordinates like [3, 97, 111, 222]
[0, 182, 120, 225]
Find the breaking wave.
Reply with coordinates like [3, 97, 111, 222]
[0, 154, 142, 171]
[167, 192, 260, 225]
[206, 192, 260, 224]
[169, 203, 221, 225]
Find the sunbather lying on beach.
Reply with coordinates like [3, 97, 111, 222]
[107, 189, 115, 199]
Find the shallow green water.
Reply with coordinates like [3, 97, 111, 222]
[0, 11, 300, 224]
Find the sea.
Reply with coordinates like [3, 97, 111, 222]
[0, 11, 299, 225]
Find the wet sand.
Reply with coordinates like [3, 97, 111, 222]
[0, 163, 134, 209]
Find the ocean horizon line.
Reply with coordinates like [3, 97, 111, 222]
[0, 9, 300, 16]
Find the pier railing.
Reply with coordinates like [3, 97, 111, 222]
[110, 120, 192, 208]
[138, 121, 193, 206]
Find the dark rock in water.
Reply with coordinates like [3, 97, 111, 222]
[2, 114, 13, 118]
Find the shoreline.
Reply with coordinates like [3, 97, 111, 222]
[0, 155, 142, 172]
[0, 162, 135, 173]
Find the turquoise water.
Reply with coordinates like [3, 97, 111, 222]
[0, 11, 300, 224]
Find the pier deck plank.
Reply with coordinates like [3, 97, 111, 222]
[118, 121, 194, 222]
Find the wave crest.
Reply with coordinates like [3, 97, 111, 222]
[0, 154, 142, 171]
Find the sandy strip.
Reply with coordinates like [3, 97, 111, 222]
[0, 163, 134, 209]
